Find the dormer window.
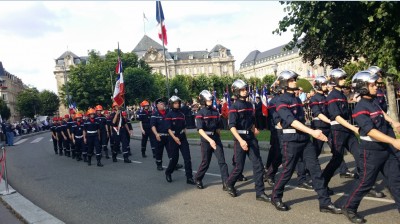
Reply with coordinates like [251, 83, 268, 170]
[174, 55, 178, 60]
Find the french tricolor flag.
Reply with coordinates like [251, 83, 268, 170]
[156, 1, 167, 46]
[261, 85, 268, 117]
[113, 46, 124, 106]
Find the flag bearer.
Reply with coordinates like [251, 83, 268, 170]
[111, 107, 132, 163]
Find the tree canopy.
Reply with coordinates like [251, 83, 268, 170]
[16, 88, 42, 118]
[0, 99, 10, 121]
[274, 1, 400, 73]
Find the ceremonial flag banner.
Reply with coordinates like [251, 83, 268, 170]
[156, 1, 167, 46]
[225, 85, 231, 109]
[261, 85, 268, 116]
[113, 45, 125, 106]
[212, 90, 217, 109]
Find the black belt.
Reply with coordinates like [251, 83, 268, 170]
[203, 131, 215, 135]
[158, 133, 169, 137]
[237, 130, 251, 135]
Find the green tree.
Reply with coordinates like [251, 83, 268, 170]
[124, 67, 156, 104]
[169, 75, 191, 101]
[0, 99, 10, 120]
[275, 1, 400, 120]
[39, 90, 60, 116]
[261, 75, 277, 86]
[16, 88, 42, 118]
[63, 49, 153, 109]
[297, 78, 313, 93]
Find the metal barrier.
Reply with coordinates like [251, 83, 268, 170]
[0, 144, 16, 195]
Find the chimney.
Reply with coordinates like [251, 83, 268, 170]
[177, 48, 180, 53]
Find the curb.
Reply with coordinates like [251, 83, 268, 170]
[0, 182, 65, 224]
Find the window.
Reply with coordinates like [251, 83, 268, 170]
[223, 65, 228, 72]
[208, 66, 213, 74]
[186, 68, 189, 74]
[174, 55, 178, 60]
[193, 67, 197, 75]
[189, 54, 193, 60]
[2, 93, 7, 101]
[201, 66, 205, 74]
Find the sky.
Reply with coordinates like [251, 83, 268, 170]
[0, 1, 294, 94]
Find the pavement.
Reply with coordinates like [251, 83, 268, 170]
[1, 126, 399, 224]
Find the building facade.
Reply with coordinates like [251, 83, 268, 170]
[133, 35, 235, 77]
[239, 43, 331, 79]
[54, 36, 235, 114]
[0, 62, 27, 122]
[53, 51, 87, 116]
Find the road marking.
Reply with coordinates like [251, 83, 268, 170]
[14, 139, 28, 145]
[116, 157, 142, 164]
[30, 137, 44, 143]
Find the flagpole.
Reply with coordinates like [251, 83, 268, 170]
[157, 1, 170, 98]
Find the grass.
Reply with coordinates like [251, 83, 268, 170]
[186, 129, 271, 141]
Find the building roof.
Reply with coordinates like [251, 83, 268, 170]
[0, 61, 4, 76]
[169, 50, 209, 60]
[240, 42, 300, 66]
[56, 51, 81, 60]
[133, 35, 165, 52]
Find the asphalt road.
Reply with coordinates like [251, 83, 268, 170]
[5, 131, 399, 224]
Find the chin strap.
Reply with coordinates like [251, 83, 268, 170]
[286, 87, 299, 91]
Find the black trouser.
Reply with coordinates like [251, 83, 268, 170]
[112, 129, 130, 159]
[296, 128, 331, 184]
[109, 128, 114, 152]
[155, 135, 171, 167]
[165, 134, 192, 178]
[57, 133, 63, 154]
[272, 140, 331, 206]
[195, 135, 229, 183]
[100, 128, 109, 155]
[74, 138, 84, 158]
[125, 130, 131, 154]
[62, 133, 71, 155]
[52, 137, 58, 153]
[141, 127, 156, 155]
[265, 129, 282, 180]
[87, 135, 102, 161]
[322, 130, 360, 187]
[226, 136, 265, 196]
[344, 149, 400, 212]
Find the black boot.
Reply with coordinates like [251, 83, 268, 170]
[87, 156, 92, 166]
[83, 155, 88, 162]
[96, 155, 103, 167]
[59, 150, 63, 156]
[156, 161, 163, 171]
[112, 152, 118, 162]
[142, 151, 147, 158]
[72, 150, 76, 159]
[76, 153, 82, 161]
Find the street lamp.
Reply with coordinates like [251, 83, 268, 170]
[272, 61, 278, 77]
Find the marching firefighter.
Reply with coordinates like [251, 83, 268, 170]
[95, 105, 110, 159]
[71, 113, 84, 161]
[151, 98, 171, 171]
[270, 70, 341, 213]
[138, 100, 156, 158]
[67, 112, 76, 159]
[164, 95, 195, 185]
[61, 114, 71, 157]
[50, 117, 59, 154]
[122, 111, 133, 157]
[225, 79, 270, 203]
[194, 90, 229, 190]
[83, 108, 103, 167]
[111, 106, 132, 163]
[56, 117, 64, 156]
[342, 71, 400, 223]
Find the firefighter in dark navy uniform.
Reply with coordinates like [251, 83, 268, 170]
[151, 98, 171, 171]
[111, 106, 132, 164]
[224, 79, 271, 203]
[138, 100, 156, 158]
[164, 96, 195, 185]
[95, 105, 110, 159]
[83, 108, 103, 167]
[323, 68, 383, 197]
[61, 114, 71, 157]
[56, 117, 64, 156]
[368, 66, 388, 113]
[104, 110, 112, 156]
[194, 90, 229, 190]
[67, 112, 76, 159]
[122, 111, 133, 157]
[270, 70, 341, 214]
[264, 84, 283, 186]
[71, 113, 84, 161]
[342, 71, 400, 223]
[50, 117, 59, 154]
